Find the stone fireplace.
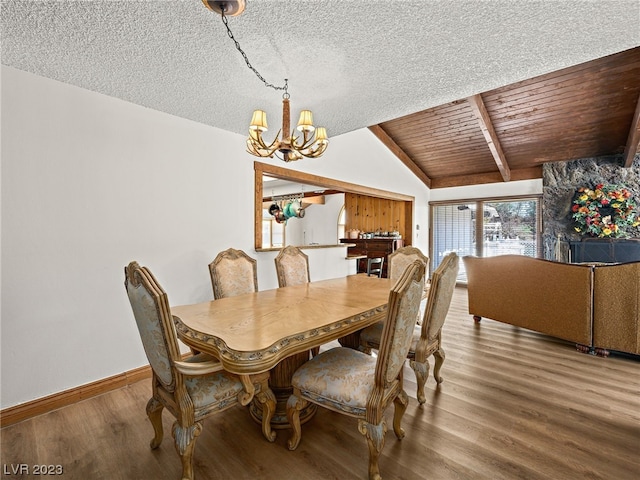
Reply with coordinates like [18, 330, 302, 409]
[542, 154, 640, 262]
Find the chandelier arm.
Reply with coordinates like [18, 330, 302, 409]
[299, 140, 329, 158]
[246, 138, 263, 156]
[248, 130, 281, 158]
[247, 149, 273, 158]
[291, 130, 317, 151]
[312, 142, 329, 156]
[248, 144, 276, 157]
[246, 145, 264, 156]
[246, 140, 276, 158]
[253, 129, 282, 151]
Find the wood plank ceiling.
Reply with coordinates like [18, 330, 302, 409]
[370, 47, 640, 189]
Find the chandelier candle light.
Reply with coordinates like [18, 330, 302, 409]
[202, 0, 329, 162]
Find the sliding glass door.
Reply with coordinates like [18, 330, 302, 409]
[430, 197, 541, 282]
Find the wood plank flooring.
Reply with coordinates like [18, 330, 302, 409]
[2, 288, 639, 480]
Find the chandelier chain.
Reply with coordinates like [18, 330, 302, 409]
[220, 9, 288, 95]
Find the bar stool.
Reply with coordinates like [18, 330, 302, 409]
[367, 257, 384, 277]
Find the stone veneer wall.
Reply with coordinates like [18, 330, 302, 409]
[542, 154, 640, 261]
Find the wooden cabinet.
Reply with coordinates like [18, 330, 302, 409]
[340, 238, 404, 277]
[344, 193, 411, 242]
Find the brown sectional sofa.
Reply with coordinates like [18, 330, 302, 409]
[463, 255, 640, 357]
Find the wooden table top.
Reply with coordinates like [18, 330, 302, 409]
[172, 274, 393, 374]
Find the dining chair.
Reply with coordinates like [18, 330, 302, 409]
[274, 245, 320, 357]
[360, 252, 459, 405]
[286, 260, 426, 480]
[366, 256, 385, 277]
[124, 261, 275, 480]
[274, 245, 310, 287]
[387, 246, 429, 281]
[388, 246, 429, 321]
[209, 248, 258, 299]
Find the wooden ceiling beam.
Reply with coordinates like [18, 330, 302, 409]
[262, 195, 325, 210]
[622, 92, 640, 168]
[467, 94, 511, 182]
[368, 125, 432, 188]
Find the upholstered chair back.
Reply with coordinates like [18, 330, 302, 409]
[423, 252, 459, 340]
[125, 262, 179, 391]
[274, 245, 310, 287]
[209, 248, 258, 299]
[375, 260, 426, 386]
[387, 246, 429, 281]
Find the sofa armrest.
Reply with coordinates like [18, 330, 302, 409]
[593, 261, 640, 355]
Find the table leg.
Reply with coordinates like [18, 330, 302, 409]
[337, 330, 363, 350]
[250, 350, 317, 429]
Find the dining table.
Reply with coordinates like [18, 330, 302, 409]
[171, 274, 394, 432]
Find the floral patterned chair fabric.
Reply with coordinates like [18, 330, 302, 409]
[387, 246, 429, 282]
[360, 252, 459, 405]
[286, 260, 426, 480]
[387, 246, 429, 324]
[274, 245, 310, 288]
[209, 248, 258, 299]
[124, 261, 275, 480]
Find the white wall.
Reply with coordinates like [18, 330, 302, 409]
[283, 193, 345, 246]
[0, 66, 429, 408]
[429, 179, 543, 201]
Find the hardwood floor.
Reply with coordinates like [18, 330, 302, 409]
[2, 287, 639, 480]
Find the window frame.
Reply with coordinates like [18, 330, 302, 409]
[429, 194, 543, 281]
[262, 214, 286, 248]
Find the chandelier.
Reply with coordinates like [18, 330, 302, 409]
[247, 80, 328, 162]
[202, 0, 329, 162]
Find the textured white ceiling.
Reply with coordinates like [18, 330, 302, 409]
[2, 0, 639, 139]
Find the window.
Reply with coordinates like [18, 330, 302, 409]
[262, 209, 285, 248]
[337, 205, 346, 241]
[430, 196, 541, 282]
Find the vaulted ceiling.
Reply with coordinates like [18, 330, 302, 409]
[2, 1, 639, 188]
[373, 47, 640, 188]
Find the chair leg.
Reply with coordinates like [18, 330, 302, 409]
[392, 389, 408, 439]
[433, 348, 445, 384]
[146, 397, 164, 449]
[286, 393, 307, 450]
[172, 421, 203, 480]
[409, 359, 429, 405]
[358, 419, 387, 480]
